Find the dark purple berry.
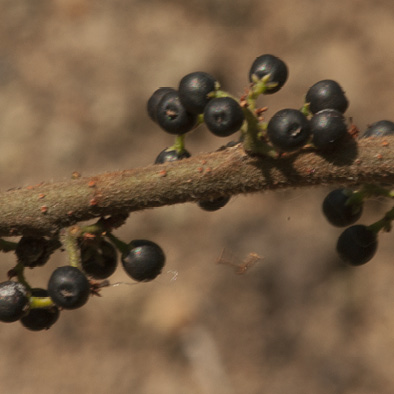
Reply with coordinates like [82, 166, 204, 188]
[147, 87, 176, 122]
[178, 72, 218, 114]
[198, 196, 230, 212]
[204, 97, 244, 137]
[267, 109, 311, 151]
[154, 147, 191, 164]
[336, 225, 377, 266]
[48, 266, 90, 310]
[156, 90, 198, 135]
[305, 80, 349, 114]
[81, 239, 118, 280]
[0, 281, 29, 323]
[360, 120, 394, 138]
[322, 188, 363, 227]
[15, 236, 58, 268]
[20, 288, 60, 331]
[310, 109, 348, 150]
[121, 240, 165, 282]
[248, 54, 288, 94]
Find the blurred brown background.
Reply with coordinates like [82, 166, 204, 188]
[0, 1, 393, 393]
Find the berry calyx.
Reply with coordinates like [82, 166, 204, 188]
[20, 288, 60, 331]
[80, 239, 118, 280]
[154, 147, 191, 164]
[178, 72, 218, 114]
[322, 188, 363, 227]
[121, 240, 165, 282]
[310, 109, 348, 150]
[336, 225, 378, 266]
[0, 281, 29, 323]
[305, 80, 349, 114]
[48, 266, 90, 309]
[204, 97, 244, 137]
[360, 120, 394, 138]
[266, 109, 311, 151]
[156, 90, 198, 135]
[147, 87, 176, 122]
[248, 54, 288, 94]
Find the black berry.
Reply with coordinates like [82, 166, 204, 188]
[305, 80, 349, 114]
[248, 54, 288, 94]
[81, 239, 118, 280]
[147, 87, 176, 122]
[266, 109, 311, 151]
[178, 72, 218, 114]
[360, 120, 394, 138]
[15, 236, 55, 268]
[0, 281, 29, 323]
[322, 188, 363, 227]
[154, 147, 191, 164]
[310, 109, 348, 150]
[20, 288, 60, 331]
[121, 240, 165, 282]
[48, 266, 90, 310]
[336, 225, 378, 266]
[156, 90, 198, 135]
[204, 97, 244, 137]
[198, 196, 230, 211]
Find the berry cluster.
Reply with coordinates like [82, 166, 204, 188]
[322, 185, 393, 266]
[0, 54, 392, 330]
[0, 220, 166, 330]
[147, 53, 393, 266]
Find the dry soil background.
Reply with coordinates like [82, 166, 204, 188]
[0, 1, 393, 393]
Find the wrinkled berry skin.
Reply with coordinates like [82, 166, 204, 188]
[20, 288, 60, 331]
[322, 188, 362, 227]
[121, 240, 165, 282]
[179, 72, 217, 114]
[0, 281, 29, 323]
[198, 196, 230, 212]
[48, 266, 90, 310]
[204, 97, 244, 137]
[154, 148, 191, 164]
[310, 109, 348, 150]
[156, 90, 198, 135]
[248, 54, 288, 94]
[267, 109, 311, 151]
[147, 87, 176, 122]
[306, 80, 349, 114]
[360, 120, 394, 138]
[336, 225, 377, 266]
[81, 240, 118, 280]
[16, 236, 54, 268]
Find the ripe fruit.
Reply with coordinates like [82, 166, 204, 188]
[156, 90, 198, 135]
[0, 281, 29, 323]
[248, 54, 288, 94]
[336, 225, 378, 266]
[20, 288, 60, 331]
[322, 188, 363, 227]
[310, 109, 348, 150]
[198, 196, 230, 211]
[81, 239, 118, 280]
[305, 79, 349, 114]
[147, 87, 176, 122]
[204, 97, 244, 137]
[178, 71, 218, 114]
[48, 266, 90, 309]
[360, 120, 394, 138]
[266, 109, 311, 151]
[16, 236, 52, 268]
[121, 240, 165, 282]
[154, 147, 191, 164]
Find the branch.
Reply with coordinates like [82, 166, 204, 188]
[0, 136, 392, 237]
